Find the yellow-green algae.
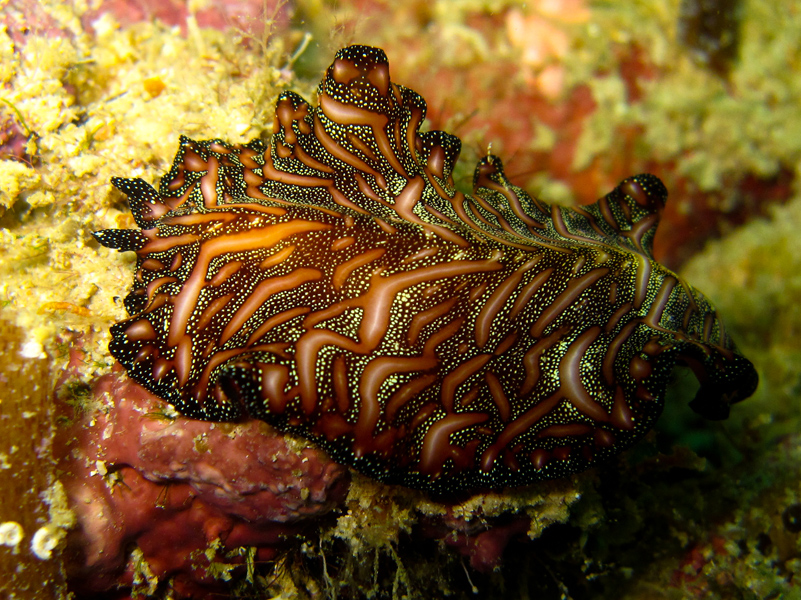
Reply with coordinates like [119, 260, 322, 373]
[683, 194, 801, 430]
[555, 0, 801, 193]
[295, 0, 801, 211]
[0, 4, 302, 374]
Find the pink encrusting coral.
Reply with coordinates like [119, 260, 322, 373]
[58, 369, 350, 597]
[55, 366, 573, 597]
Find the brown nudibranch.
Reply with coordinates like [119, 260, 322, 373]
[95, 45, 758, 495]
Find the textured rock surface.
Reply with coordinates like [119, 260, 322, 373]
[58, 370, 349, 597]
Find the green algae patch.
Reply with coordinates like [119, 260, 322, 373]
[682, 190, 801, 438]
[0, 1, 293, 387]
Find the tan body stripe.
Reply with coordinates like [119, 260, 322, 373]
[530, 268, 609, 338]
[475, 259, 539, 348]
[219, 268, 322, 345]
[332, 248, 386, 291]
[168, 220, 331, 347]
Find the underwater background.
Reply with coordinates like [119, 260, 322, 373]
[0, 0, 799, 598]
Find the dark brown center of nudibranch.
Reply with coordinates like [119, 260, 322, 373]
[94, 45, 758, 495]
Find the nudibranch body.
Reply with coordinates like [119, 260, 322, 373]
[95, 45, 757, 494]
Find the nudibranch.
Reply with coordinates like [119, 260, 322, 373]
[95, 45, 758, 494]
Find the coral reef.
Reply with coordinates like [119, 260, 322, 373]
[58, 369, 349, 597]
[0, 0, 799, 598]
[56, 368, 581, 598]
